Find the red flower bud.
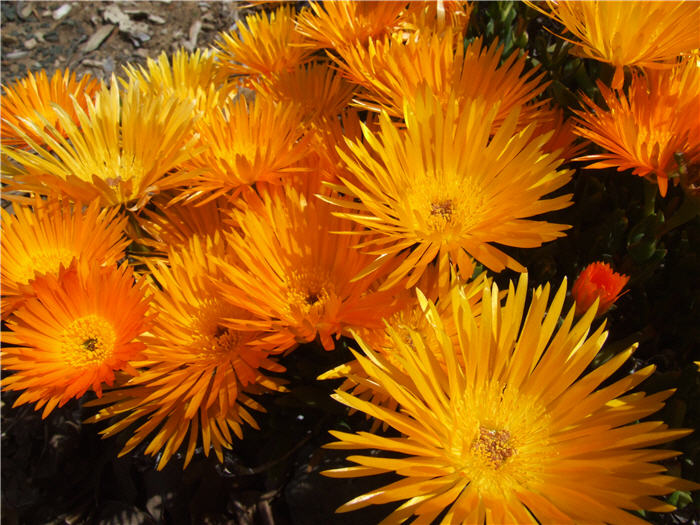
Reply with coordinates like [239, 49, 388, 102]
[571, 262, 629, 317]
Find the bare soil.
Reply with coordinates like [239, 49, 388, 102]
[1, 1, 248, 85]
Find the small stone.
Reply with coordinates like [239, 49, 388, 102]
[24, 37, 37, 50]
[81, 25, 115, 53]
[185, 19, 202, 51]
[148, 14, 165, 24]
[52, 3, 71, 20]
[5, 50, 30, 60]
[44, 31, 59, 43]
[18, 3, 33, 20]
[81, 58, 104, 68]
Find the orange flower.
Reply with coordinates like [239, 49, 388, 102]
[214, 5, 316, 80]
[87, 235, 284, 469]
[166, 95, 310, 204]
[1, 69, 100, 148]
[1, 197, 129, 316]
[252, 62, 356, 123]
[574, 60, 700, 197]
[571, 262, 629, 316]
[527, 1, 700, 89]
[2, 262, 151, 417]
[337, 31, 548, 131]
[215, 181, 399, 351]
[398, 0, 473, 37]
[295, 1, 405, 50]
[133, 195, 233, 256]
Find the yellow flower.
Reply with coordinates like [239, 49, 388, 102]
[527, 0, 700, 88]
[86, 235, 284, 470]
[295, 1, 405, 50]
[337, 32, 548, 130]
[1, 68, 100, 148]
[324, 276, 695, 522]
[2, 262, 151, 418]
[1, 197, 128, 316]
[324, 89, 572, 290]
[214, 5, 316, 80]
[215, 181, 400, 352]
[124, 48, 234, 111]
[2, 78, 198, 209]
[574, 60, 700, 197]
[167, 95, 311, 204]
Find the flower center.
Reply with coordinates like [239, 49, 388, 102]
[472, 426, 516, 469]
[286, 271, 333, 314]
[61, 314, 116, 368]
[210, 325, 241, 354]
[430, 199, 455, 222]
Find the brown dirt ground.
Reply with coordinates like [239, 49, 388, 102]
[1, 1, 249, 85]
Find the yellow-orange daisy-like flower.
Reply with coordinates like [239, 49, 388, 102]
[527, 0, 700, 89]
[214, 5, 316, 81]
[1, 197, 129, 316]
[324, 89, 573, 290]
[215, 182, 399, 352]
[572, 261, 629, 317]
[251, 62, 356, 123]
[337, 32, 547, 129]
[133, 195, 233, 256]
[398, 0, 473, 38]
[324, 275, 696, 522]
[86, 235, 285, 470]
[2, 262, 151, 418]
[574, 60, 700, 197]
[295, 1, 405, 50]
[2, 78, 198, 209]
[1, 68, 100, 148]
[123, 48, 234, 112]
[167, 95, 311, 204]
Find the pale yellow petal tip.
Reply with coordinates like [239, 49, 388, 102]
[318, 363, 354, 380]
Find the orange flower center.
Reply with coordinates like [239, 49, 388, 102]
[191, 301, 247, 359]
[61, 314, 116, 368]
[210, 325, 242, 354]
[286, 271, 334, 314]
